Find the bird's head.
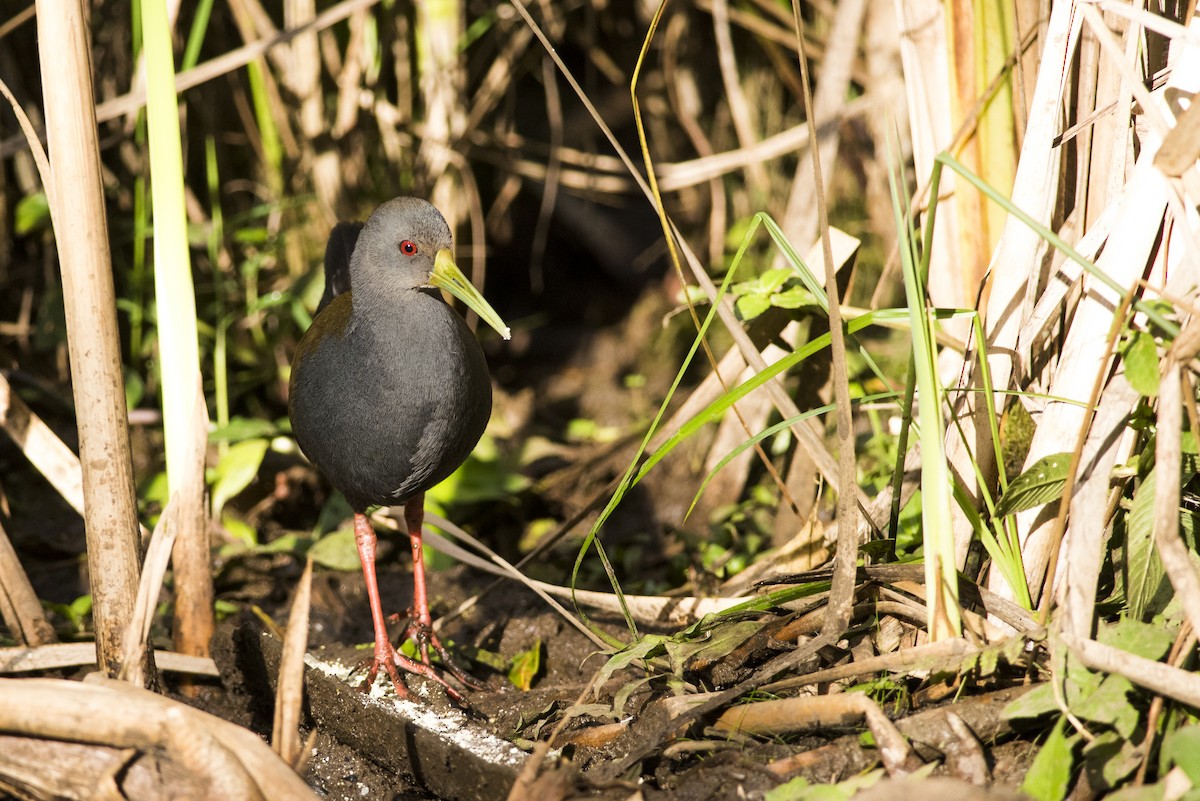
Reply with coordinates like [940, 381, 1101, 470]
[351, 197, 511, 340]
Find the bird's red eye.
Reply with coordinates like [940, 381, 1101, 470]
[399, 240, 418, 256]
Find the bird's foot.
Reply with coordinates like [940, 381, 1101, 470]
[357, 637, 466, 703]
[396, 614, 488, 692]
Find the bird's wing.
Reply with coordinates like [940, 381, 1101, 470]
[316, 221, 364, 313]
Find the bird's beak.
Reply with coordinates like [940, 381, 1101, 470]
[430, 249, 512, 341]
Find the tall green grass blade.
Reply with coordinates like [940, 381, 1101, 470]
[888, 127, 961, 639]
[205, 136, 229, 457]
[181, 0, 215, 72]
[246, 62, 283, 195]
[141, 0, 205, 494]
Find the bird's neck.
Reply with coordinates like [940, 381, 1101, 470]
[351, 285, 445, 330]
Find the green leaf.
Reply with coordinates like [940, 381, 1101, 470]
[1104, 785, 1173, 801]
[140, 470, 170, 507]
[594, 635, 667, 688]
[70, 594, 94, 622]
[1163, 725, 1200, 783]
[764, 769, 884, 801]
[124, 368, 145, 411]
[758, 268, 792, 293]
[1098, 617, 1175, 662]
[307, 528, 362, 572]
[1082, 729, 1141, 790]
[426, 437, 529, 506]
[508, 639, 542, 690]
[1005, 648, 1101, 721]
[315, 494, 354, 536]
[209, 416, 280, 443]
[995, 452, 1072, 518]
[1022, 717, 1078, 801]
[214, 599, 240, 620]
[1122, 331, 1161, 397]
[15, 192, 51, 235]
[1073, 674, 1138, 736]
[1126, 470, 1170, 621]
[735, 293, 772, 321]
[770, 285, 817, 309]
[565, 418, 621, 444]
[472, 647, 507, 672]
[257, 532, 305, 554]
[662, 620, 763, 677]
[1004, 683, 1059, 720]
[209, 438, 269, 517]
[222, 514, 258, 547]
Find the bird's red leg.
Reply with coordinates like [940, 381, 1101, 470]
[404, 497, 434, 662]
[353, 512, 463, 700]
[403, 496, 484, 689]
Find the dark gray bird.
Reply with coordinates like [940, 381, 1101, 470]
[289, 197, 510, 697]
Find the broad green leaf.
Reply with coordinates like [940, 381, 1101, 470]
[978, 643, 1000, 678]
[764, 769, 884, 801]
[426, 438, 529, 506]
[593, 635, 667, 689]
[613, 674, 655, 717]
[472, 647, 507, 672]
[214, 599, 240, 620]
[124, 368, 145, 410]
[209, 416, 280, 443]
[1003, 682, 1059, 720]
[15, 192, 50, 235]
[210, 438, 269, 517]
[1126, 470, 1170, 621]
[1098, 617, 1175, 662]
[565, 418, 621, 444]
[735, 293, 772, 321]
[759, 268, 792, 292]
[1073, 674, 1138, 736]
[995, 453, 1072, 518]
[315, 494, 354, 536]
[1022, 717, 1078, 801]
[508, 640, 542, 690]
[1122, 331, 1161, 397]
[1163, 725, 1200, 783]
[1005, 649, 1101, 721]
[222, 514, 258, 547]
[1104, 785, 1174, 801]
[307, 528, 362, 572]
[662, 620, 763, 677]
[1082, 730, 1141, 790]
[70, 594, 93, 621]
[770, 285, 817, 309]
[257, 532, 305, 554]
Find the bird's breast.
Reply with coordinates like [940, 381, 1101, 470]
[289, 294, 492, 509]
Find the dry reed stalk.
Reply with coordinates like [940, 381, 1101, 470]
[952, 1, 1083, 583]
[777, 0, 867, 262]
[0, 517, 55, 646]
[34, 0, 144, 681]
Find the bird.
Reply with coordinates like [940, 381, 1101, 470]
[288, 197, 510, 699]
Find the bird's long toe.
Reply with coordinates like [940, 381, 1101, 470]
[404, 619, 488, 692]
[357, 634, 469, 703]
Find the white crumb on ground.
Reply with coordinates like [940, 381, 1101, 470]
[304, 652, 525, 768]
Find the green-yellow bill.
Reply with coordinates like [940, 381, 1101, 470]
[430, 248, 511, 341]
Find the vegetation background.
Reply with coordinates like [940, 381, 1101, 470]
[1, 0, 1199, 799]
